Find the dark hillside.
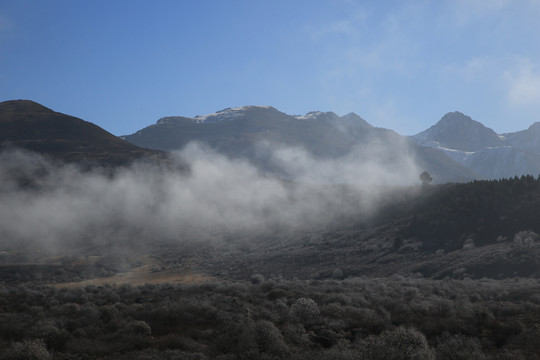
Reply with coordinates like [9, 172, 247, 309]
[186, 177, 540, 281]
[399, 176, 540, 251]
[0, 100, 164, 166]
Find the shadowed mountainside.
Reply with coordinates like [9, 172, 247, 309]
[184, 177, 540, 281]
[0, 100, 165, 166]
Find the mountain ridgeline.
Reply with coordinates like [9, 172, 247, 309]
[124, 106, 379, 156]
[3, 100, 540, 182]
[123, 106, 477, 183]
[412, 111, 540, 179]
[125, 107, 540, 182]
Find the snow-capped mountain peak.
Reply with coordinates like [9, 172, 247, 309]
[413, 111, 502, 152]
[411, 111, 540, 179]
[192, 105, 276, 123]
[294, 111, 340, 122]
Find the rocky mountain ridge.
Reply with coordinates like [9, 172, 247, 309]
[124, 105, 478, 183]
[411, 111, 540, 179]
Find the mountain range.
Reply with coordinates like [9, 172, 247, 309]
[124, 106, 540, 181]
[3, 100, 540, 182]
[123, 106, 477, 183]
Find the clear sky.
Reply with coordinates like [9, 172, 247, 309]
[1, 0, 540, 136]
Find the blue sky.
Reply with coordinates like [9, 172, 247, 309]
[1, 0, 540, 136]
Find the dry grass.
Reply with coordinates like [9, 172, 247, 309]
[57, 257, 215, 287]
[58, 266, 214, 287]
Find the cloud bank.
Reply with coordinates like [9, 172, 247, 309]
[0, 141, 420, 254]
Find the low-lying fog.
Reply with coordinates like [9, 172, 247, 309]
[0, 139, 420, 252]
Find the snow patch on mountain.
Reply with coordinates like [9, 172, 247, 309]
[294, 111, 372, 129]
[194, 106, 275, 123]
[294, 111, 340, 121]
[413, 111, 502, 152]
[152, 107, 374, 134]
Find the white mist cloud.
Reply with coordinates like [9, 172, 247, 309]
[505, 58, 540, 107]
[0, 142, 420, 253]
[267, 138, 418, 187]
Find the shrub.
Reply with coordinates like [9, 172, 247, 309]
[359, 326, 434, 360]
[291, 298, 320, 324]
[434, 332, 485, 360]
[252, 320, 289, 356]
[250, 274, 265, 284]
[2, 339, 51, 360]
[513, 230, 538, 247]
[124, 320, 152, 337]
[281, 323, 310, 347]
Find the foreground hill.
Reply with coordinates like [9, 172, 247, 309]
[0, 100, 164, 166]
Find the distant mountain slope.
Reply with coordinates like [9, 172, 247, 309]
[124, 106, 477, 183]
[0, 100, 163, 166]
[504, 122, 540, 154]
[413, 111, 503, 151]
[412, 112, 540, 179]
[459, 146, 540, 179]
[125, 106, 367, 157]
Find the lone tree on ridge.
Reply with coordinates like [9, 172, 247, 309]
[420, 171, 433, 186]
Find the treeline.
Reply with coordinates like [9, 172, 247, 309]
[374, 175, 540, 252]
[0, 276, 538, 359]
